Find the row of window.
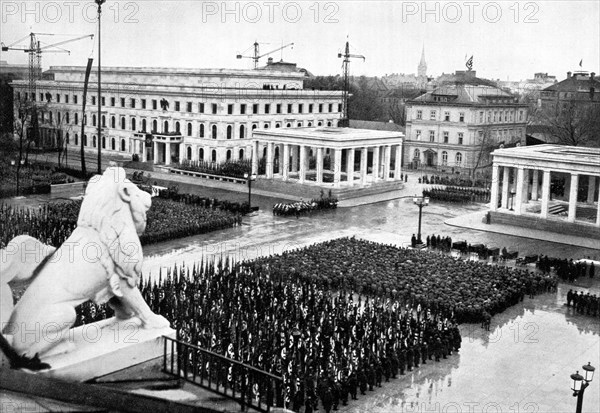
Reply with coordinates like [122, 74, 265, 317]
[185, 147, 244, 163]
[413, 148, 463, 166]
[64, 133, 127, 152]
[414, 108, 525, 123]
[415, 130, 464, 145]
[18, 91, 341, 115]
[42, 110, 337, 138]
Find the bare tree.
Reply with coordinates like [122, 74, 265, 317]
[534, 101, 600, 147]
[470, 126, 497, 183]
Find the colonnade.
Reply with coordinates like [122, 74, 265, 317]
[250, 141, 403, 187]
[490, 164, 600, 226]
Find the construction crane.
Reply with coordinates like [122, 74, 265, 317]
[2, 33, 94, 101]
[2, 33, 93, 146]
[236, 41, 294, 69]
[338, 39, 365, 127]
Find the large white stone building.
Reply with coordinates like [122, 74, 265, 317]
[11, 66, 343, 164]
[404, 71, 529, 172]
[489, 144, 600, 238]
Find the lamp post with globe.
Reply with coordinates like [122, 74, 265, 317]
[570, 362, 595, 413]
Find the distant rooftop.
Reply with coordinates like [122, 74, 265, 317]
[543, 71, 599, 92]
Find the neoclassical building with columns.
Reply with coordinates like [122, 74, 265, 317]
[250, 128, 404, 199]
[488, 145, 600, 238]
[11, 65, 343, 164]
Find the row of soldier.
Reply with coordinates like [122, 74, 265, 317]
[566, 290, 600, 317]
[131, 258, 461, 412]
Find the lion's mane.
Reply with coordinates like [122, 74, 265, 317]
[77, 167, 144, 291]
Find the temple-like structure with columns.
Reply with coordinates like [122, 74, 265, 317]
[488, 144, 600, 238]
[251, 128, 404, 199]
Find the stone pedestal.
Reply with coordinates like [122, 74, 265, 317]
[1, 317, 175, 382]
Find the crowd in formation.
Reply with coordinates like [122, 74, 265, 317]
[0, 203, 76, 249]
[422, 186, 491, 204]
[566, 290, 600, 318]
[140, 256, 462, 412]
[273, 197, 338, 217]
[0, 195, 240, 250]
[61, 236, 560, 411]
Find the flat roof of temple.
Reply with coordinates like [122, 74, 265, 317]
[253, 127, 403, 149]
[493, 144, 600, 163]
[255, 127, 403, 140]
[492, 144, 600, 175]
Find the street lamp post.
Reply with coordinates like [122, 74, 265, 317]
[244, 173, 257, 210]
[96, 0, 106, 174]
[570, 362, 595, 413]
[413, 195, 430, 244]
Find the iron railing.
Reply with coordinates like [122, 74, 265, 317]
[163, 336, 284, 412]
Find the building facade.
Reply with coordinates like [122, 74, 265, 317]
[11, 66, 343, 164]
[540, 71, 599, 107]
[404, 71, 529, 172]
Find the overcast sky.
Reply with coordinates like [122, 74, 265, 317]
[1, 1, 598, 81]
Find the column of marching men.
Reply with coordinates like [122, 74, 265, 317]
[140, 258, 461, 412]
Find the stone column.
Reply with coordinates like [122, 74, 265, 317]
[347, 148, 355, 187]
[316, 147, 324, 184]
[531, 169, 539, 201]
[567, 173, 579, 222]
[522, 169, 530, 202]
[372, 146, 380, 181]
[333, 148, 342, 187]
[251, 141, 259, 175]
[394, 145, 402, 180]
[490, 164, 500, 212]
[153, 141, 159, 164]
[165, 142, 172, 165]
[596, 178, 600, 226]
[299, 145, 307, 183]
[360, 147, 368, 186]
[179, 144, 185, 163]
[266, 142, 274, 179]
[588, 176, 597, 203]
[501, 166, 510, 209]
[282, 144, 290, 181]
[514, 168, 524, 214]
[541, 170, 551, 218]
[383, 145, 391, 181]
[142, 141, 147, 162]
[291, 145, 299, 173]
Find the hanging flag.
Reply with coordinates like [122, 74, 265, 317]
[466, 55, 473, 71]
[579, 59, 583, 67]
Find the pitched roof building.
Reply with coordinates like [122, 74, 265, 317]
[540, 71, 599, 106]
[404, 70, 528, 172]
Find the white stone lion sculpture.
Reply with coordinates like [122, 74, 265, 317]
[1, 166, 170, 360]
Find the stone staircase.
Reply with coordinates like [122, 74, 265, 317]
[254, 177, 403, 201]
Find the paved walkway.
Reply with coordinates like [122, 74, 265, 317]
[446, 210, 600, 250]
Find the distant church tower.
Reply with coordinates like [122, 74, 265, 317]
[418, 45, 427, 78]
[417, 45, 427, 88]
